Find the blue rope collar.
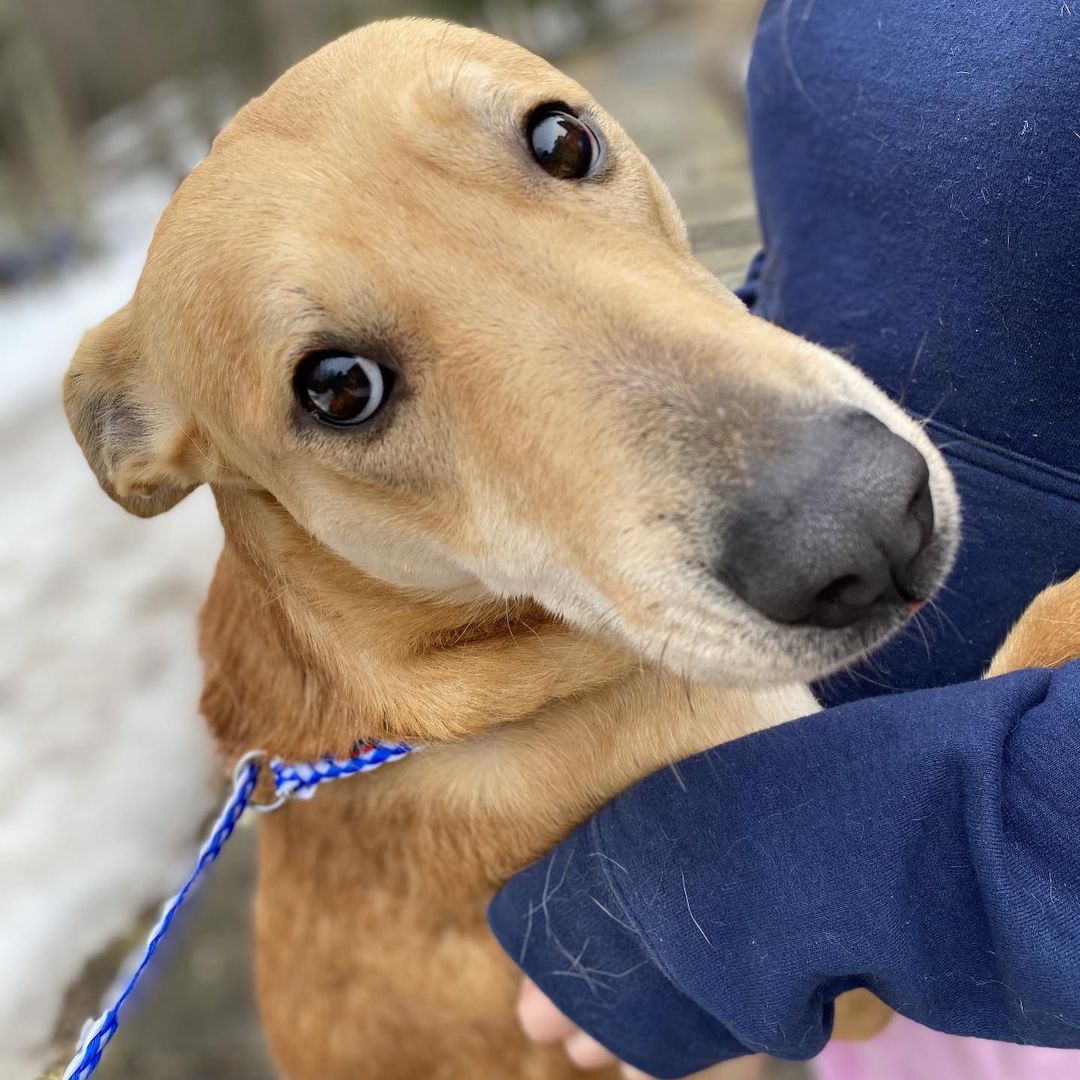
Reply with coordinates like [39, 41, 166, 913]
[62, 740, 415, 1080]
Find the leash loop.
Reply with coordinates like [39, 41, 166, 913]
[61, 739, 415, 1080]
[234, 749, 289, 814]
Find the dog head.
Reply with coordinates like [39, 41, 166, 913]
[65, 19, 959, 687]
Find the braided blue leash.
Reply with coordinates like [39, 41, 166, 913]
[62, 740, 414, 1080]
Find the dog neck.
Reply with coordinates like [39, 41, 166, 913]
[199, 488, 815, 860]
[199, 489, 636, 759]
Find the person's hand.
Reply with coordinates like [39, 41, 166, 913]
[517, 978, 654, 1078]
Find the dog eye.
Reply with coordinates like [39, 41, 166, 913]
[527, 106, 603, 180]
[295, 353, 394, 426]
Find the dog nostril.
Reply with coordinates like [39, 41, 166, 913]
[816, 574, 873, 609]
[907, 475, 935, 546]
[809, 572, 890, 629]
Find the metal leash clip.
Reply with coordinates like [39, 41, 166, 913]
[233, 749, 289, 814]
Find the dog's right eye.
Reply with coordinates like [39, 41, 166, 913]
[294, 353, 394, 426]
[527, 105, 603, 180]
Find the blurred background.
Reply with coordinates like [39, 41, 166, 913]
[0, 1, 769, 1077]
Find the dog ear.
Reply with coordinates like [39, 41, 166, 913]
[63, 306, 203, 518]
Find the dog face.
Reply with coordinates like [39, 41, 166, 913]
[65, 18, 959, 686]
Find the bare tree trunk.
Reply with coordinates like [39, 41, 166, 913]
[0, 0, 89, 257]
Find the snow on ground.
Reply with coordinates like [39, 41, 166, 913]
[0, 164, 222, 1079]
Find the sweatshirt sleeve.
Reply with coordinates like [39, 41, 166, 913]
[487, 662, 1080, 1079]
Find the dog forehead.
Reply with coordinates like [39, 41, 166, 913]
[152, 25, 609, 294]
[172, 17, 598, 258]
[330, 18, 578, 102]
[223, 18, 583, 147]
[142, 32, 540, 268]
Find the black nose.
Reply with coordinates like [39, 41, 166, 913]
[715, 410, 935, 629]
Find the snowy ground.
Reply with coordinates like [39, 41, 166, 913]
[0, 164, 224, 1078]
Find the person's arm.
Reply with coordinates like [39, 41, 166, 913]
[488, 662, 1080, 1079]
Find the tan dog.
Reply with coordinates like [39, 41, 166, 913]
[63, 19, 969, 1079]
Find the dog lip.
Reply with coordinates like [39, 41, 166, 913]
[648, 612, 907, 685]
[624, 579, 913, 685]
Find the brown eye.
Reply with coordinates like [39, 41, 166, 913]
[527, 106, 604, 180]
[295, 353, 394, 426]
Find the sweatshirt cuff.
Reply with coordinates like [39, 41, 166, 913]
[488, 815, 748, 1079]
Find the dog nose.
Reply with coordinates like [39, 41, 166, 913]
[716, 410, 935, 629]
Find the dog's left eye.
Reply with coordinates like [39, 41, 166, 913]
[295, 353, 394, 426]
[527, 106, 603, 180]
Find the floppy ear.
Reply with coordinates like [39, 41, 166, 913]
[63, 306, 202, 518]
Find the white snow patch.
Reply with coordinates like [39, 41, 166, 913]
[0, 164, 222, 1078]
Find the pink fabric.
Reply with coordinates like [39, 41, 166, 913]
[811, 1014, 1080, 1080]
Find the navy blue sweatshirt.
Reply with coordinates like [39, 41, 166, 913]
[489, 2, 1080, 1075]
